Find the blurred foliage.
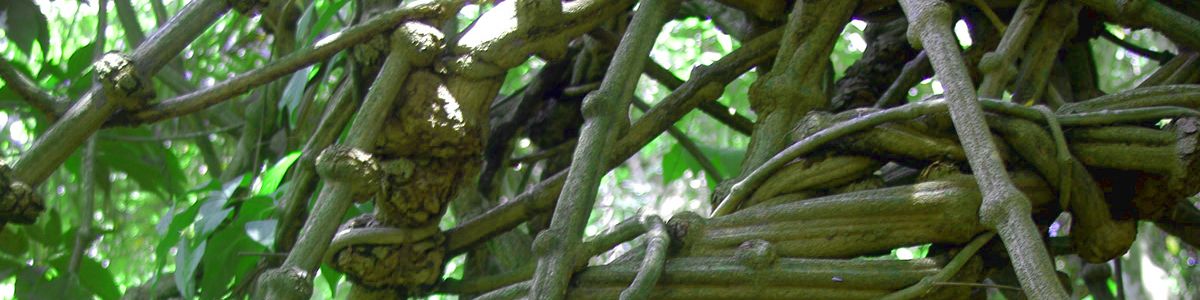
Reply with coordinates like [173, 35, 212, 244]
[0, 0, 1195, 299]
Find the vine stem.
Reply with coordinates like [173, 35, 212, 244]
[1076, 0, 1200, 51]
[976, 0, 1046, 99]
[712, 91, 1198, 217]
[897, 0, 1065, 298]
[713, 100, 946, 217]
[529, 1, 678, 299]
[440, 216, 652, 295]
[880, 232, 995, 300]
[0, 57, 63, 119]
[619, 215, 669, 300]
[273, 79, 359, 253]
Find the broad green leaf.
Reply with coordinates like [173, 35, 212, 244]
[49, 255, 121, 300]
[0, 226, 28, 255]
[309, 0, 350, 42]
[67, 69, 94, 99]
[0, 255, 20, 279]
[25, 209, 64, 250]
[2, 0, 50, 55]
[279, 66, 313, 115]
[197, 178, 242, 237]
[661, 144, 687, 185]
[200, 194, 271, 299]
[65, 42, 96, 79]
[258, 151, 301, 196]
[15, 266, 90, 300]
[295, 0, 318, 44]
[95, 130, 187, 197]
[318, 265, 344, 298]
[175, 240, 206, 299]
[244, 220, 276, 248]
[199, 225, 260, 300]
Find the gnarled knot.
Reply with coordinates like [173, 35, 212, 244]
[376, 158, 467, 227]
[256, 266, 313, 300]
[735, 239, 778, 270]
[666, 211, 707, 255]
[315, 145, 381, 202]
[94, 52, 154, 111]
[532, 228, 566, 256]
[0, 164, 43, 224]
[391, 22, 444, 67]
[327, 214, 445, 293]
[352, 35, 392, 74]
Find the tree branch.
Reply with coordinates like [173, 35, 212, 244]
[273, 79, 358, 254]
[109, 1, 454, 126]
[588, 28, 755, 135]
[898, 0, 1065, 298]
[0, 57, 65, 119]
[11, 0, 231, 188]
[1098, 29, 1176, 63]
[530, 1, 678, 298]
[1077, 0, 1200, 52]
[976, 0, 1048, 99]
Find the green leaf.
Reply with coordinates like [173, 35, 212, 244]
[309, 0, 350, 42]
[319, 265, 344, 298]
[295, 0, 318, 44]
[26, 209, 64, 250]
[65, 42, 96, 79]
[244, 220, 276, 248]
[279, 66, 313, 116]
[48, 255, 121, 300]
[199, 194, 271, 299]
[662, 144, 687, 185]
[198, 228, 258, 300]
[257, 151, 301, 196]
[95, 130, 187, 197]
[67, 69, 94, 99]
[175, 240, 206, 299]
[197, 178, 242, 237]
[1, 0, 50, 55]
[0, 226, 28, 255]
[15, 266, 89, 300]
[0, 255, 20, 280]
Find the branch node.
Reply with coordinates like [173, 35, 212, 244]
[735, 239, 778, 270]
[315, 145, 382, 202]
[255, 266, 313, 300]
[95, 52, 155, 111]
